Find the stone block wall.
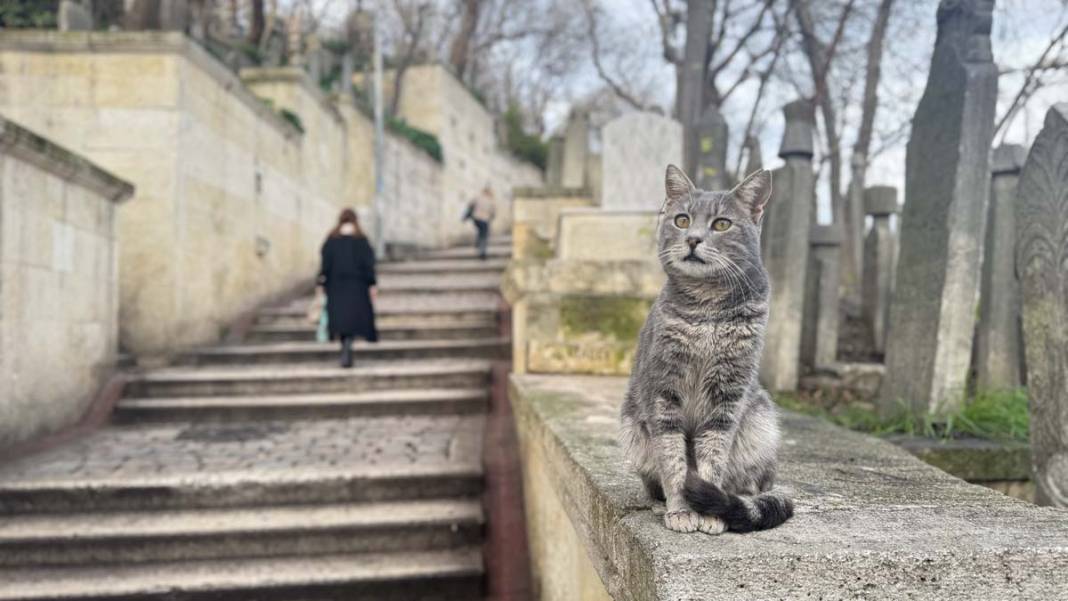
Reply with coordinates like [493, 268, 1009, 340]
[504, 190, 664, 376]
[0, 31, 331, 355]
[0, 117, 133, 448]
[393, 64, 543, 245]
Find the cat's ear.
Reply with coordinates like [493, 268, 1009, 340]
[665, 164, 695, 206]
[730, 169, 772, 224]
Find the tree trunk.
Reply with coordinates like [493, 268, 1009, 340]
[448, 0, 481, 81]
[680, 0, 713, 177]
[845, 0, 895, 304]
[248, 0, 265, 45]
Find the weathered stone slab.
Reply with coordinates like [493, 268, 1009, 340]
[760, 100, 815, 391]
[801, 225, 840, 370]
[694, 104, 729, 190]
[974, 144, 1026, 390]
[601, 112, 683, 210]
[1016, 104, 1068, 507]
[58, 1, 93, 31]
[512, 374, 1068, 601]
[862, 186, 899, 355]
[561, 110, 588, 189]
[881, 0, 998, 414]
[545, 136, 564, 187]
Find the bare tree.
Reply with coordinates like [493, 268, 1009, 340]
[388, 0, 432, 117]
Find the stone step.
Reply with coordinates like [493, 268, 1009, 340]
[180, 338, 509, 366]
[245, 320, 499, 343]
[414, 245, 511, 261]
[257, 300, 500, 327]
[0, 547, 483, 600]
[124, 360, 493, 398]
[0, 499, 483, 567]
[378, 258, 508, 274]
[115, 388, 488, 422]
[0, 416, 484, 513]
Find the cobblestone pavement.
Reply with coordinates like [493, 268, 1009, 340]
[0, 414, 483, 486]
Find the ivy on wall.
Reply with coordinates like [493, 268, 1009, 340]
[503, 104, 546, 171]
[387, 117, 443, 163]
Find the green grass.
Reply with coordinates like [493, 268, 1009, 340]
[776, 388, 1029, 442]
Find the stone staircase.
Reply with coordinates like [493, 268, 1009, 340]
[0, 240, 513, 600]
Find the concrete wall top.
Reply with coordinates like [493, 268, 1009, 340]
[511, 374, 1068, 601]
[0, 31, 301, 140]
[239, 67, 346, 126]
[0, 115, 133, 202]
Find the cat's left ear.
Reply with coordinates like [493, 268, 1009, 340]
[730, 169, 772, 224]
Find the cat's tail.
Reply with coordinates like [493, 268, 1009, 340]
[683, 472, 793, 532]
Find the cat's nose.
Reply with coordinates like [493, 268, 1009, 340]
[686, 236, 701, 249]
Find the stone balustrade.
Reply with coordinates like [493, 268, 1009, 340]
[511, 374, 1068, 601]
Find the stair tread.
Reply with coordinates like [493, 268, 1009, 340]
[0, 547, 483, 599]
[119, 387, 488, 408]
[193, 337, 509, 355]
[0, 498, 482, 542]
[130, 358, 494, 382]
[0, 415, 484, 492]
[378, 259, 508, 272]
[251, 319, 497, 332]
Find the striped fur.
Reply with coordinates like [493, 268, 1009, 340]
[620, 165, 793, 534]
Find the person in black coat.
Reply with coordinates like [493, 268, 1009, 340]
[318, 208, 378, 368]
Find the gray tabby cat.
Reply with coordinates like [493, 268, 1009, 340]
[620, 165, 793, 534]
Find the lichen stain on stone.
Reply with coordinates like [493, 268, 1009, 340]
[560, 296, 650, 342]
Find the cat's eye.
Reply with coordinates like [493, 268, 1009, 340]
[673, 214, 691, 229]
[711, 218, 732, 232]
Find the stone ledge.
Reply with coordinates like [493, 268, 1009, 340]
[239, 67, 346, 126]
[514, 186, 592, 198]
[511, 374, 1068, 601]
[0, 116, 133, 202]
[0, 30, 301, 140]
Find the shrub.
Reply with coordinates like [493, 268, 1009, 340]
[502, 104, 546, 171]
[0, 0, 57, 28]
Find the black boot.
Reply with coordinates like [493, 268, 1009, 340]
[340, 336, 354, 368]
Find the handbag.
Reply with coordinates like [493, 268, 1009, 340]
[307, 288, 325, 324]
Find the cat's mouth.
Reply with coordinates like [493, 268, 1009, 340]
[683, 252, 705, 264]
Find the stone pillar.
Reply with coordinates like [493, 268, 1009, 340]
[287, 12, 304, 67]
[1015, 104, 1068, 507]
[880, 0, 997, 414]
[974, 144, 1026, 390]
[760, 100, 815, 392]
[59, 1, 94, 31]
[862, 186, 899, 355]
[546, 136, 564, 188]
[695, 104, 729, 191]
[801, 225, 841, 370]
[561, 110, 588, 188]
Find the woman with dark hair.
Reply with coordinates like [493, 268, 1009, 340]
[318, 208, 378, 368]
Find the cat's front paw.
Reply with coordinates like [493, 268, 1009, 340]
[664, 510, 700, 532]
[696, 514, 726, 535]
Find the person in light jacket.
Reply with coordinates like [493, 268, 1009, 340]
[466, 185, 496, 260]
[318, 208, 378, 368]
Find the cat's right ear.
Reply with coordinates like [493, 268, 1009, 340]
[665, 164, 694, 207]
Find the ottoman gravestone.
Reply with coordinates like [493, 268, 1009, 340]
[801, 225, 842, 370]
[601, 112, 683, 211]
[862, 186, 899, 355]
[760, 100, 815, 391]
[880, 0, 998, 414]
[694, 104, 730, 191]
[1015, 104, 1068, 508]
[974, 144, 1027, 390]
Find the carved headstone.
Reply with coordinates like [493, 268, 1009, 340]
[862, 186, 899, 355]
[801, 225, 841, 370]
[123, 0, 188, 31]
[880, 0, 998, 414]
[974, 144, 1027, 390]
[561, 110, 589, 188]
[743, 135, 763, 176]
[695, 104, 729, 190]
[601, 112, 683, 210]
[760, 100, 815, 391]
[545, 136, 564, 188]
[59, 0, 94, 31]
[1015, 104, 1068, 507]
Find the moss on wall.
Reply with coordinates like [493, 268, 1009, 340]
[560, 296, 650, 342]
